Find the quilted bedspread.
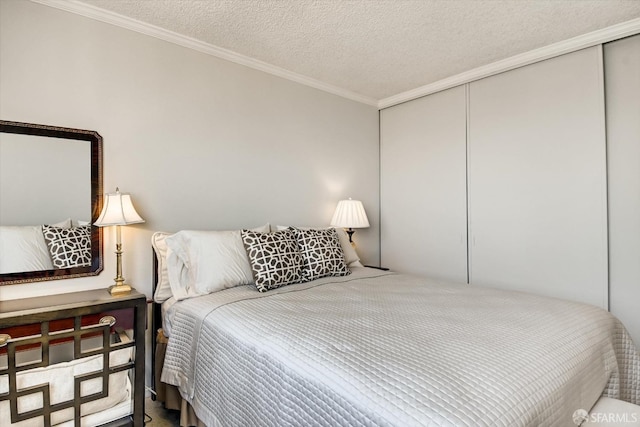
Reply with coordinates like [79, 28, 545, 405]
[161, 268, 640, 427]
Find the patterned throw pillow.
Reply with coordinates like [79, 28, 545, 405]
[293, 227, 350, 281]
[42, 225, 92, 269]
[241, 229, 303, 292]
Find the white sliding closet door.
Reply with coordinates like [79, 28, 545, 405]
[468, 47, 608, 308]
[381, 86, 467, 282]
[605, 35, 640, 345]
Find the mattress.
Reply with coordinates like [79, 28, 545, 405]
[162, 267, 640, 427]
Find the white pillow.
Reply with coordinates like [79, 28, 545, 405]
[162, 224, 270, 301]
[51, 218, 72, 228]
[276, 225, 363, 267]
[0, 346, 131, 427]
[0, 225, 54, 273]
[151, 231, 173, 303]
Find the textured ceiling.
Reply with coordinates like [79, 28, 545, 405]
[78, 0, 640, 101]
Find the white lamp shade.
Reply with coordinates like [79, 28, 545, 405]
[330, 199, 370, 228]
[94, 189, 145, 227]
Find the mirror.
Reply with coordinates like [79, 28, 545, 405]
[0, 120, 103, 285]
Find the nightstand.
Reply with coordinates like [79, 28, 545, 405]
[0, 288, 146, 426]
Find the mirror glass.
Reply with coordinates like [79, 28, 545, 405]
[0, 121, 103, 285]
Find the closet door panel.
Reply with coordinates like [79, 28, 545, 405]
[380, 86, 467, 282]
[468, 47, 608, 308]
[605, 35, 640, 345]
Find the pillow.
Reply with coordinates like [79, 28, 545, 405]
[164, 224, 270, 301]
[0, 345, 131, 427]
[241, 229, 303, 292]
[330, 227, 364, 267]
[151, 231, 173, 303]
[51, 218, 72, 228]
[276, 225, 362, 267]
[42, 225, 92, 269]
[0, 225, 54, 273]
[292, 227, 351, 281]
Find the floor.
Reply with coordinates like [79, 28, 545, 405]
[145, 397, 181, 426]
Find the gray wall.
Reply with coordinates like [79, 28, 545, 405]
[0, 0, 380, 301]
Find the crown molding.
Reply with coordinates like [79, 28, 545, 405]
[378, 18, 640, 109]
[30, 0, 378, 107]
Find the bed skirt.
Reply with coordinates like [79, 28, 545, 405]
[155, 329, 206, 427]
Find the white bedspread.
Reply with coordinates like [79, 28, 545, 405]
[162, 268, 640, 427]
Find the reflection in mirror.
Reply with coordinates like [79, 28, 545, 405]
[0, 120, 103, 285]
[1, 134, 90, 226]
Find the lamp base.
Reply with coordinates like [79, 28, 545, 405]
[109, 283, 132, 296]
[346, 228, 355, 243]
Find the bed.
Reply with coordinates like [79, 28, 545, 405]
[152, 226, 640, 427]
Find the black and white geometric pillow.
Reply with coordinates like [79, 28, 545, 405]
[241, 229, 303, 292]
[293, 227, 350, 281]
[42, 225, 92, 269]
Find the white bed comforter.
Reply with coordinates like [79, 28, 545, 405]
[161, 268, 640, 427]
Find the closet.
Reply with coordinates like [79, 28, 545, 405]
[380, 36, 640, 344]
[605, 35, 640, 346]
[467, 46, 607, 308]
[380, 86, 467, 283]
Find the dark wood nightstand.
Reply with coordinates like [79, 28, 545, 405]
[0, 288, 146, 426]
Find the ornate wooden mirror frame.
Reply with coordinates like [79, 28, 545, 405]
[0, 120, 103, 285]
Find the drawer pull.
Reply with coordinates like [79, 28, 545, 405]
[99, 316, 116, 327]
[0, 333, 11, 347]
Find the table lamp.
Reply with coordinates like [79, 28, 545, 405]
[94, 188, 145, 296]
[330, 198, 370, 243]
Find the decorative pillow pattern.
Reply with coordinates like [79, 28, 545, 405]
[241, 229, 303, 292]
[42, 225, 91, 269]
[293, 228, 351, 281]
[276, 225, 362, 267]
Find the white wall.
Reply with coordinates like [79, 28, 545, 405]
[0, 0, 380, 301]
